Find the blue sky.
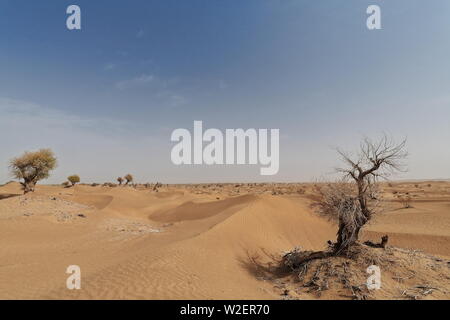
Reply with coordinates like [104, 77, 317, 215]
[1, 0, 449, 183]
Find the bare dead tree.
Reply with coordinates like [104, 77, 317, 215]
[317, 135, 407, 255]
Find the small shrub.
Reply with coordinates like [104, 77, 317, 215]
[401, 196, 412, 209]
[67, 175, 80, 186]
[62, 181, 70, 188]
[153, 182, 162, 191]
[102, 182, 115, 187]
[124, 174, 133, 185]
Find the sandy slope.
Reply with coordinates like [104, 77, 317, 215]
[362, 182, 450, 257]
[0, 181, 448, 299]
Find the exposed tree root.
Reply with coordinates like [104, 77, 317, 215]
[262, 240, 450, 300]
[364, 235, 389, 249]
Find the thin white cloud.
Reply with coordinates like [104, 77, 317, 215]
[155, 89, 188, 107]
[116, 50, 129, 57]
[104, 63, 116, 71]
[114, 74, 188, 107]
[115, 74, 155, 90]
[169, 94, 188, 107]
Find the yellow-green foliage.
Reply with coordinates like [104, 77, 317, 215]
[67, 175, 80, 186]
[9, 149, 57, 193]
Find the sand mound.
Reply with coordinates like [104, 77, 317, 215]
[41, 194, 336, 299]
[0, 182, 22, 199]
[0, 194, 92, 220]
[154, 191, 185, 199]
[150, 194, 256, 222]
[102, 218, 162, 239]
[264, 243, 450, 300]
[72, 194, 114, 210]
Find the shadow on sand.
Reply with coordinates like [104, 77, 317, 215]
[0, 193, 21, 200]
[237, 248, 290, 281]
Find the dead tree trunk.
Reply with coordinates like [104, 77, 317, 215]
[334, 218, 366, 254]
[331, 136, 406, 254]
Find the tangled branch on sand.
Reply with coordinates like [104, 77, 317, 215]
[240, 234, 449, 300]
[277, 241, 450, 300]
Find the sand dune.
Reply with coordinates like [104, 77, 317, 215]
[150, 194, 257, 222]
[0, 181, 448, 299]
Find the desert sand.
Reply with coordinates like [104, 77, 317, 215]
[0, 181, 449, 300]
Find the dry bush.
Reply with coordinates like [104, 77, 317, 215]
[279, 244, 449, 300]
[102, 182, 116, 187]
[153, 182, 162, 191]
[124, 174, 133, 185]
[314, 182, 383, 254]
[9, 149, 57, 194]
[62, 181, 70, 188]
[282, 244, 382, 299]
[401, 196, 412, 209]
[67, 175, 80, 186]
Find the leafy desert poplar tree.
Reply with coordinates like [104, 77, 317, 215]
[117, 177, 124, 185]
[9, 149, 57, 194]
[67, 175, 80, 186]
[124, 174, 133, 185]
